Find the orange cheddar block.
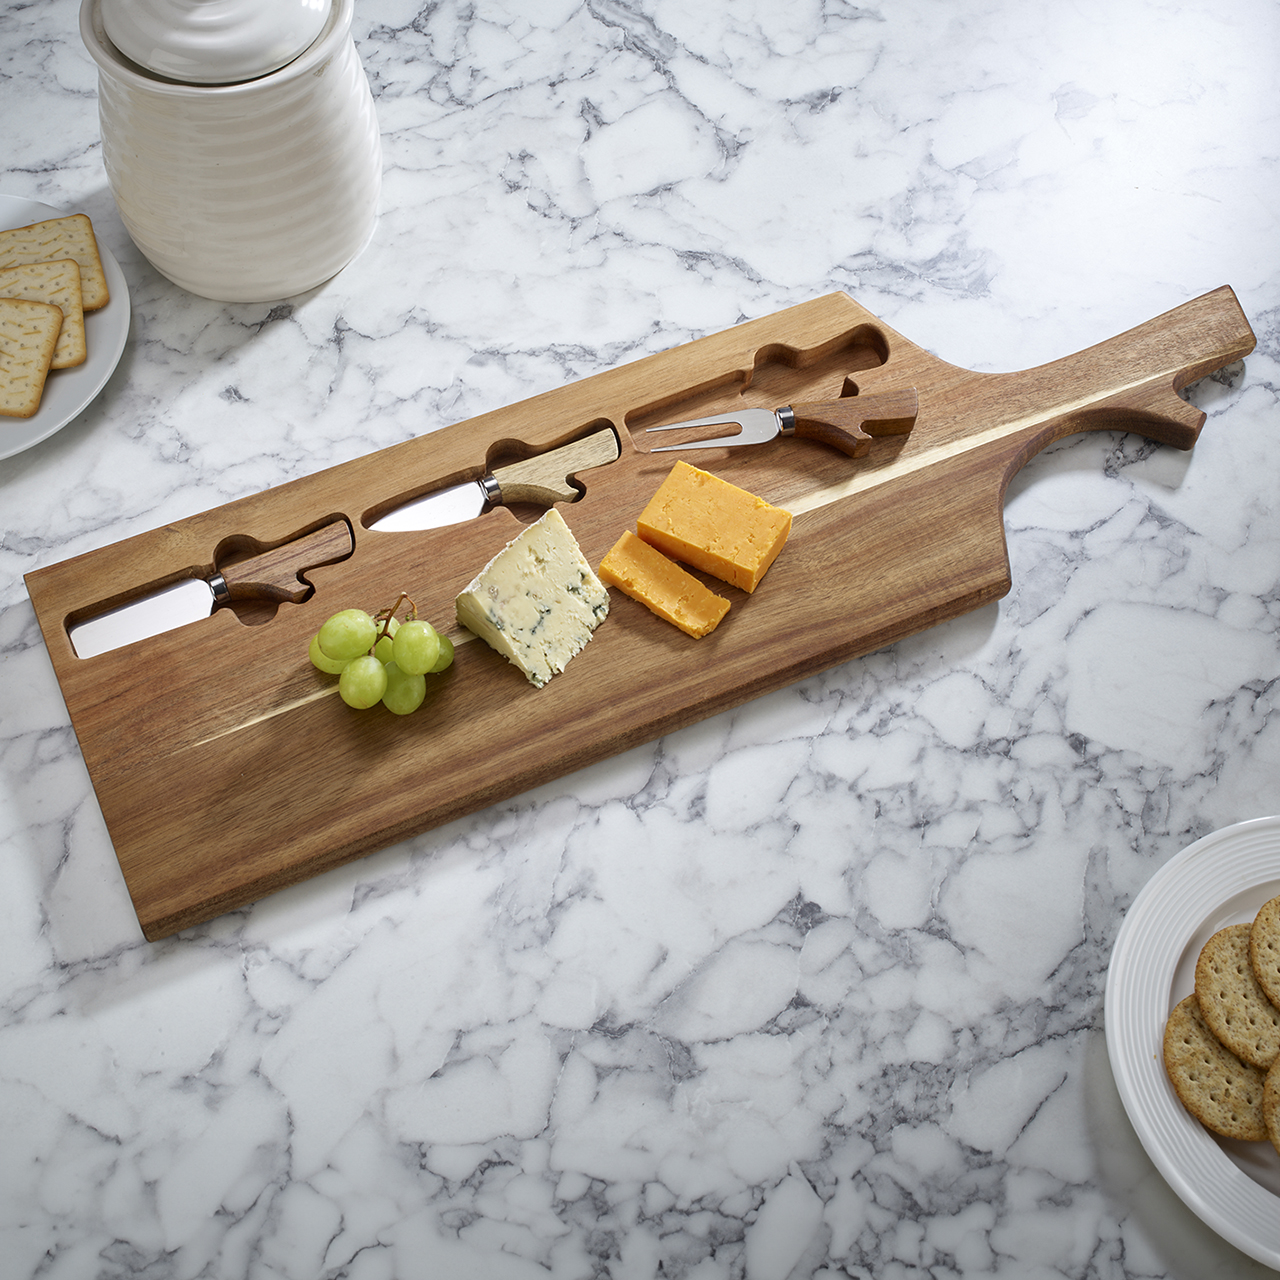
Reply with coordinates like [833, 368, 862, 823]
[636, 461, 791, 593]
[599, 530, 730, 639]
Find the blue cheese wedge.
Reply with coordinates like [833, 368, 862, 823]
[455, 508, 609, 688]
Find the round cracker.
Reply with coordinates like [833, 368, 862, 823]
[1266, 1058, 1280, 1157]
[1194, 923, 1280, 1069]
[1163, 993, 1267, 1141]
[1249, 894, 1280, 1010]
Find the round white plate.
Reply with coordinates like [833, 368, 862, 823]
[0, 194, 130, 462]
[1105, 815, 1280, 1268]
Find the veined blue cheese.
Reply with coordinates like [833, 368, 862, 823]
[455, 508, 609, 688]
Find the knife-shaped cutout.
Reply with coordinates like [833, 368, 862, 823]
[644, 389, 919, 457]
[68, 518, 354, 658]
[368, 427, 621, 532]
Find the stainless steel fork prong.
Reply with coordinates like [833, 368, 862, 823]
[645, 407, 780, 451]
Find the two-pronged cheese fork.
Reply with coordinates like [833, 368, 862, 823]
[645, 388, 918, 457]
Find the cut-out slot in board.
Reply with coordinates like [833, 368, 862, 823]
[624, 324, 891, 433]
[64, 517, 355, 655]
[362, 420, 620, 531]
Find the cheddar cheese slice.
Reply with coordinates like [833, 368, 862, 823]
[599, 530, 730, 638]
[636, 461, 791, 593]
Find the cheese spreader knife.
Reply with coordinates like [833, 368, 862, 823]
[645, 388, 919, 457]
[69, 519, 353, 659]
[369, 427, 620, 532]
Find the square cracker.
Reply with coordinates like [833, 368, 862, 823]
[0, 214, 109, 311]
[0, 259, 86, 368]
[0, 297, 63, 418]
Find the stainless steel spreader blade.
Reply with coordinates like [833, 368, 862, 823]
[70, 578, 218, 658]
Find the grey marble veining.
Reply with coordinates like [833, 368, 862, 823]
[2, 0, 1279, 1277]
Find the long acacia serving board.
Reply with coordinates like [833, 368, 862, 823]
[26, 289, 1256, 940]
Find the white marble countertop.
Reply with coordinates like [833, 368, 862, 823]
[3, 1, 1279, 1276]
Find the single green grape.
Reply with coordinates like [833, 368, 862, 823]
[338, 654, 388, 709]
[393, 619, 441, 676]
[309, 633, 349, 674]
[373, 616, 400, 664]
[429, 633, 455, 673]
[382, 661, 427, 715]
[318, 608, 377, 662]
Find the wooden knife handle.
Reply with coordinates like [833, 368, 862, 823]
[491, 427, 621, 506]
[218, 519, 354, 603]
[788, 389, 920, 457]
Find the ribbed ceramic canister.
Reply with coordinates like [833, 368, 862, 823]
[80, 0, 381, 303]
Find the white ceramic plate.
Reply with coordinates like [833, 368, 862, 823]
[1105, 815, 1280, 1268]
[0, 194, 130, 461]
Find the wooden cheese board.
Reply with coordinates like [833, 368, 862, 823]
[25, 288, 1256, 940]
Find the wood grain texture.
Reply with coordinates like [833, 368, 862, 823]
[24, 289, 1256, 939]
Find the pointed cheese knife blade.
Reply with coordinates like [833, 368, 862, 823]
[369, 427, 620, 532]
[645, 388, 918, 457]
[68, 519, 353, 659]
[369, 474, 492, 533]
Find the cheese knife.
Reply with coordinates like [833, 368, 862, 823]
[369, 427, 620, 532]
[69, 519, 353, 658]
[645, 388, 919, 457]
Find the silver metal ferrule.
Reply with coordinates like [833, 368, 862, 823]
[208, 573, 230, 604]
[777, 405, 797, 437]
[478, 474, 502, 505]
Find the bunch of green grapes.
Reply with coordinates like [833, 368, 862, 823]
[309, 593, 454, 714]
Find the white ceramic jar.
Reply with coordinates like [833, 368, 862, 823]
[80, 0, 381, 303]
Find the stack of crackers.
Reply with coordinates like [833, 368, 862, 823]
[0, 213, 110, 419]
[1163, 894, 1280, 1152]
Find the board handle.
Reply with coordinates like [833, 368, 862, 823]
[788, 389, 919, 456]
[844, 284, 1256, 458]
[218, 519, 354, 603]
[490, 427, 621, 506]
[1040, 284, 1257, 449]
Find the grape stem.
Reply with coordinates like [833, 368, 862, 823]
[372, 592, 419, 651]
